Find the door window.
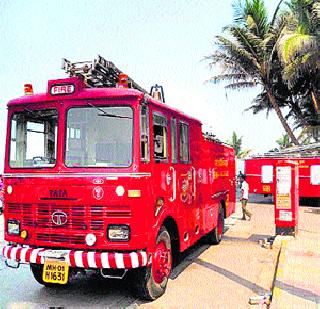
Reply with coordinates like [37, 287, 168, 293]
[153, 113, 168, 161]
[310, 165, 320, 185]
[261, 165, 273, 183]
[140, 106, 150, 162]
[180, 122, 189, 163]
[171, 118, 177, 163]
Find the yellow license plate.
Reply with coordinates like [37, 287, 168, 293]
[42, 259, 69, 284]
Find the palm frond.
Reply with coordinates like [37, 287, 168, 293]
[207, 73, 250, 84]
[224, 81, 257, 90]
[277, 33, 318, 65]
[227, 26, 263, 57]
[215, 35, 260, 70]
[270, 0, 285, 27]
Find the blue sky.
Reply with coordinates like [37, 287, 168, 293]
[0, 0, 285, 172]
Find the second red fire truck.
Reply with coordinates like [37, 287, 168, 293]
[1, 56, 236, 300]
[245, 153, 320, 200]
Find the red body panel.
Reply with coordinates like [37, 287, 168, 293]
[245, 157, 320, 198]
[274, 161, 299, 229]
[3, 77, 235, 265]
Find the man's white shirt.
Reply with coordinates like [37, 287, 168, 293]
[241, 181, 249, 200]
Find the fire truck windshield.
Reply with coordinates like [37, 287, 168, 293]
[65, 106, 133, 167]
[9, 109, 58, 168]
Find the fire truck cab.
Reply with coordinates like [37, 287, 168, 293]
[1, 56, 236, 300]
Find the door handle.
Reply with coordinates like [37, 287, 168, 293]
[169, 166, 176, 202]
[191, 166, 196, 198]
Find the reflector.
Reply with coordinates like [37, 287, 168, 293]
[24, 84, 34, 95]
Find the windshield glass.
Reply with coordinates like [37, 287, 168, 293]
[65, 106, 133, 167]
[10, 109, 58, 168]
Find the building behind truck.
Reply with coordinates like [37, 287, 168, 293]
[1, 56, 236, 300]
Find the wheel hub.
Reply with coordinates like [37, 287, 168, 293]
[152, 241, 172, 284]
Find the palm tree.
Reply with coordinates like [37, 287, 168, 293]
[228, 131, 243, 156]
[278, 0, 319, 89]
[277, 0, 320, 140]
[228, 131, 252, 158]
[206, 0, 300, 145]
[276, 133, 293, 148]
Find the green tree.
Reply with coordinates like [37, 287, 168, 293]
[276, 133, 293, 149]
[228, 131, 242, 156]
[276, 0, 320, 140]
[206, 0, 300, 145]
[228, 131, 251, 158]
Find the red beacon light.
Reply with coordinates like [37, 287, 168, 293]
[118, 73, 129, 88]
[24, 84, 34, 95]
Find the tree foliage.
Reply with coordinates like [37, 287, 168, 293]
[206, 0, 300, 145]
[207, 0, 320, 144]
[228, 131, 251, 158]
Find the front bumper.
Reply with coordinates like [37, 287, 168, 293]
[1, 245, 148, 269]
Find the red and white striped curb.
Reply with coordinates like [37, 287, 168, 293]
[1, 245, 148, 269]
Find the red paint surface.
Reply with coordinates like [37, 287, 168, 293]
[3, 76, 236, 260]
[245, 157, 320, 198]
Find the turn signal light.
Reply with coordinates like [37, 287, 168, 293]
[24, 84, 34, 95]
[128, 190, 141, 198]
[20, 230, 28, 239]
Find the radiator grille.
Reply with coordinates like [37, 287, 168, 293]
[7, 203, 131, 237]
[36, 233, 84, 245]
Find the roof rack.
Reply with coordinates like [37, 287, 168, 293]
[61, 55, 148, 93]
[251, 142, 320, 158]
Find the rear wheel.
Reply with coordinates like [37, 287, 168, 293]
[208, 205, 225, 245]
[134, 226, 172, 300]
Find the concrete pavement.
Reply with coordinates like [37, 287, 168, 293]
[271, 206, 320, 308]
[138, 196, 280, 308]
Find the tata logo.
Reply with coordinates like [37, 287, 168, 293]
[49, 189, 68, 198]
[52, 211, 68, 226]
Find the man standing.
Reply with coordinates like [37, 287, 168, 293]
[240, 174, 252, 220]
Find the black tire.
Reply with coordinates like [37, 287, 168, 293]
[208, 205, 225, 245]
[30, 263, 68, 287]
[134, 226, 172, 300]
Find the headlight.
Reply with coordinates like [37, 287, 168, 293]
[107, 224, 130, 241]
[7, 219, 20, 235]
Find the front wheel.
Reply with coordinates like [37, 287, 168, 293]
[208, 205, 225, 245]
[134, 226, 172, 300]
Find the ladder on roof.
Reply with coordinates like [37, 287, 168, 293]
[61, 55, 148, 93]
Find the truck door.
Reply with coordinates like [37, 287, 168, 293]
[176, 121, 197, 244]
[151, 112, 176, 216]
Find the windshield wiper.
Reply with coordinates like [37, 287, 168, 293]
[88, 103, 132, 119]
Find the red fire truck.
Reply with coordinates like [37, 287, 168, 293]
[245, 154, 320, 199]
[1, 56, 236, 300]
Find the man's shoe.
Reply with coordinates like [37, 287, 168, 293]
[241, 217, 246, 220]
[248, 215, 252, 221]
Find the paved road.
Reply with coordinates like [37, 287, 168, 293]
[0, 196, 317, 308]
